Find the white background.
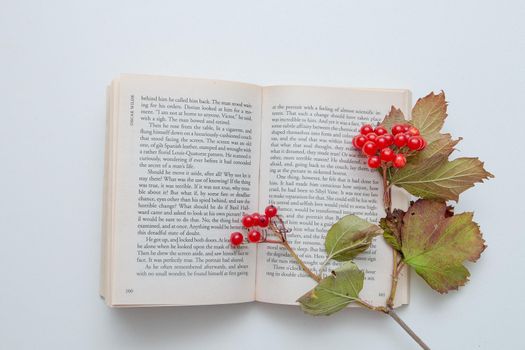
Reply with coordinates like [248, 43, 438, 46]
[1, 1, 524, 349]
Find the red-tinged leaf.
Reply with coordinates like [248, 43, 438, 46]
[381, 106, 408, 131]
[401, 200, 486, 293]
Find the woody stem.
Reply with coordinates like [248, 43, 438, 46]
[268, 221, 320, 282]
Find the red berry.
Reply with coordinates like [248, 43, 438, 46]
[392, 124, 405, 135]
[247, 230, 261, 243]
[265, 205, 278, 218]
[242, 215, 255, 228]
[376, 136, 389, 149]
[352, 135, 367, 149]
[362, 141, 378, 156]
[380, 148, 395, 162]
[360, 124, 374, 135]
[230, 232, 244, 246]
[366, 133, 378, 142]
[383, 134, 394, 146]
[375, 126, 388, 136]
[251, 212, 261, 224]
[258, 215, 269, 228]
[407, 126, 420, 137]
[393, 154, 407, 168]
[403, 124, 410, 132]
[393, 133, 408, 147]
[367, 155, 381, 168]
[407, 136, 424, 150]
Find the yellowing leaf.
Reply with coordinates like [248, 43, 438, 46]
[411, 133, 461, 165]
[380, 106, 408, 131]
[401, 200, 486, 293]
[297, 262, 364, 316]
[412, 91, 447, 143]
[324, 215, 382, 262]
[391, 156, 494, 201]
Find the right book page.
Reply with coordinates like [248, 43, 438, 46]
[255, 85, 411, 307]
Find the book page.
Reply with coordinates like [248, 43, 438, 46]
[255, 85, 410, 307]
[106, 75, 261, 306]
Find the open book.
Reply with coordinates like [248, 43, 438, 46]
[100, 74, 411, 307]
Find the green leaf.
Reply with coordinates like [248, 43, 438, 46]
[324, 215, 382, 262]
[380, 106, 408, 131]
[391, 156, 494, 201]
[401, 200, 486, 293]
[411, 91, 448, 143]
[297, 262, 364, 316]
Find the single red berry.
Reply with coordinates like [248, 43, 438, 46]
[362, 141, 378, 156]
[360, 124, 374, 135]
[393, 133, 408, 147]
[380, 147, 395, 162]
[407, 126, 420, 137]
[407, 136, 424, 150]
[393, 154, 407, 168]
[375, 126, 388, 136]
[392, 124, 405, 135]
[367, 155, 381, 168]
[352, 135, 367, 149]
[251, 212, 261, 225]
[247, 230, 261, 243]
[230, 232, 244, 246]
[376, 136, 389, 149]
[242, 215, 254, 228]
[366, 133, 378, 142]
[403, 124, 410, 132]
[265, 205, 278, 218]
[258, 215, 269, 228]
[383, 133, 394, 146]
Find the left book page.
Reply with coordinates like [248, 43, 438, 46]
[100, 75, 262, 306]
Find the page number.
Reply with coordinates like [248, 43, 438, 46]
[125, 288, 134, 294]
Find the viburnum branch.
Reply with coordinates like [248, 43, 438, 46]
[230, 96, 493, 350]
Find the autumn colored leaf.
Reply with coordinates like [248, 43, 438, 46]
[410, 133, 461, 165]
[297, 262, 364, 316]
[380, 106, 408, 131]
[324, 215, 382, 262]
[411, 91, 448, 143]
[401, 200, 486, 293]
[391, 155, 494, 201]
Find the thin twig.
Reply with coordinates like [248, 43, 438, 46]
[387, 250, 399, 308]
[268, 221, 320, 282]
[386, 308, 431, 350]
[282, 240, 320, 282]
[355, 299, 388, 313]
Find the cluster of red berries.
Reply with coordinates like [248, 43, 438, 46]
[230, 205, 278, 246]
[352, 123, 426, 169]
